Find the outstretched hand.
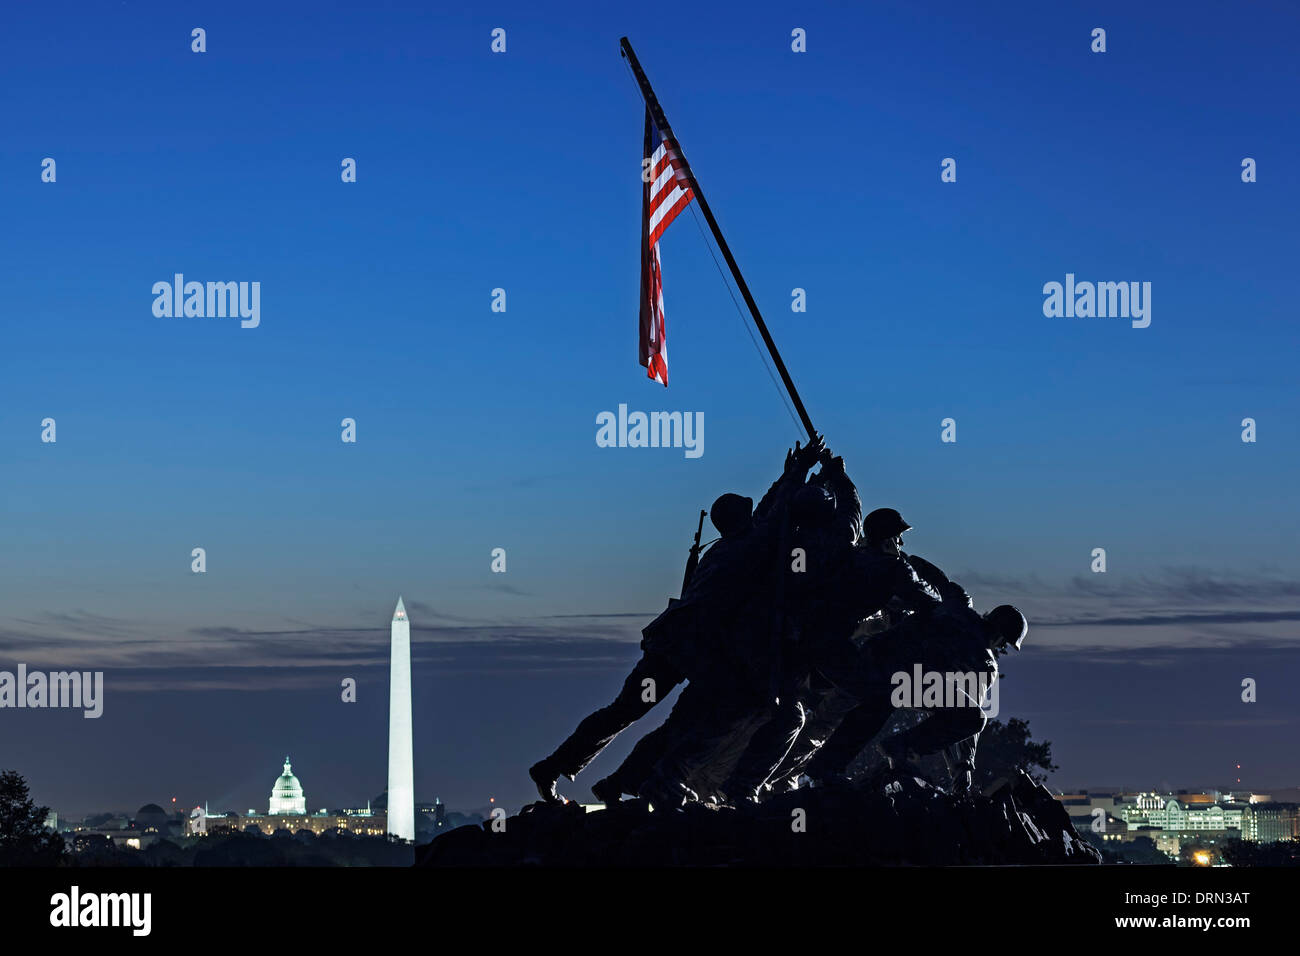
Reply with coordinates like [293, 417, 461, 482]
[786, 433, 825, 472]
[819, 447, 844, 472]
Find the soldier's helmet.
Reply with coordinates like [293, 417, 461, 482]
[984, 605, 1028, 650]
[792, 484, 837, 528]
[710, 493, 754, 537]
[862, 507, 912, 543]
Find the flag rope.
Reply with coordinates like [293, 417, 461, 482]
[683, 202, 805, 435]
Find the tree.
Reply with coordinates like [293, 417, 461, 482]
[1220, 838, 1300, 867]
[0, 769, 65, 866]
[970, 717, 1058, 788]
[1105, 834, 1173, 865]
[141, 839, 188, 867]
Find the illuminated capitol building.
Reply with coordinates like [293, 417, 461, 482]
[189, 756, 388, 837]
[192, 595, 416, 841]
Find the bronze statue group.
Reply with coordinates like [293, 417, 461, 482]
[530, 437, 1029, 810]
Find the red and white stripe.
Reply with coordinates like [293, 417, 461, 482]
[645, 241, 668, 385]
[639, 114, 694, 388]
[646, 135, 693, 247]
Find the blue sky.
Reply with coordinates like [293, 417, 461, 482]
[2, 0, 1298, 816]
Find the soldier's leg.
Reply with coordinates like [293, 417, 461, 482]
[770, 681, 860, 782]
[721, 697, 806, 802]
[791, 627, 905, 782]
[530, 650, 684, 800]
[802, 695, 894, 781]
[640, 688, 766, 810]
[887, 702, 986, 761]
[593, 712, 678, 802]
[696, 697, 785, 806]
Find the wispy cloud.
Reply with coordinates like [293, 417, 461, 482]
[3, 566, 1295, 688]
[925, 566, 1300, 653]
[0, 604, 646, 690]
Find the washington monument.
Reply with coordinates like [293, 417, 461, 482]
[387, 596, 415, 841]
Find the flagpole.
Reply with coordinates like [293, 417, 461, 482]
[620, 37, 818, 443]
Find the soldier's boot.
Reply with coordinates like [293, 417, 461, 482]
[879, 735, 932, 778]
[875, 737, 938, 786]
[640, 776, 696, 813]
[528, 759, 563, 803]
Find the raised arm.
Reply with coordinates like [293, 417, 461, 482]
[753, 434, 824, 521]
[810, 451, 862, 544]
[903, 553, 973, 608]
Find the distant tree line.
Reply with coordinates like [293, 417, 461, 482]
[1, 768, 429, 867]
[0, 769, 65, 866]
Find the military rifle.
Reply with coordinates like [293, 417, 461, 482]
[680, 509, 707, 597]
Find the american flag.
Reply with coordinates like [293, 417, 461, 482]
[639, 109, 694, 386]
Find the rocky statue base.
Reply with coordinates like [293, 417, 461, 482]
[417, 770, 1103, 866]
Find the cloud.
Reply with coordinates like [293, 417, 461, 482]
[1036, 609, 1300, 629]
[1060, 569, 1300, 605]
[3, 565, 1295, 687]
[475, 581, 533, 597]
[402, 601, 480, 624]
[951, 566, 1300, 653]
[0, 603, 647, 690]
[960, 567, 1300, 605]
[1077, 717, 1297, 728]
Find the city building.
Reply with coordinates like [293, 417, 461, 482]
[1056, 789, 1266, 858]
[1066, 809, 1128, 843]
[1242, 802, 1300, 843]
[269, 756, 307, 814]
[1119, 793, 1244, 834]
[238, 808, 388, 837]
[65, 804, 179, 850]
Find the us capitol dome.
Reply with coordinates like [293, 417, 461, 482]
[269, 756, 307, 815]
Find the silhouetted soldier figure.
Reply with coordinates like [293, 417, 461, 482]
[865, 602, 1028, 792]
[599, 447, 858, 806]
[789, 532, 970, 785]
[528, 437, 823, 803]
[726, 506, 943, 799]
[711, 451, 863, 801]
